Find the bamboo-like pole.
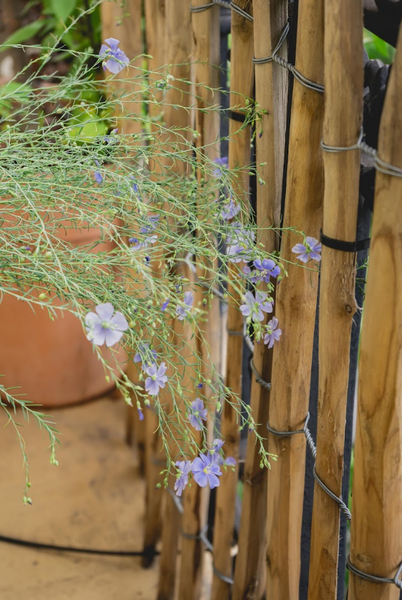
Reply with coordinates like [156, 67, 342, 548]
[307, 2, 363, 599]
[157, 2, 193, 598]
[101, 0, 142, 136]
[176, 3, 221, 598]
[210, 3, 254, 600]
[265, 0, 325, 597]
[141, 0, 167, 568]
[232, 0, 287, 597]
[348, 25, 402, 600]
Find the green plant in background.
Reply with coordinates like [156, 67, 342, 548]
[364, 28, 395, 63]
[0, 6, 285, 504]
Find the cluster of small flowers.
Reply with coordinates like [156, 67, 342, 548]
[174, 439, 236, 497]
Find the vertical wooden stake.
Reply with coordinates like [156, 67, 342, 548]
[142, 0, 167, 568]
[157, 2, 192, 598]
[265, 0, 324, 597]
[307, 1, 363, 599]
[177, 3, 221, 599]
[232, 0, 288, 597]
[211, 3, 254, 600]
[101, 0, 143, 136]
[349, 23, 402, 600]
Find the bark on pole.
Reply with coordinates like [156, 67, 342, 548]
[307, 2, 363, 599]
[156, 1, 192, 598]
[141, 0, 167, 568]
[176, 3, 221, 599]
[101, 0, 142, 136]
[265, 0, 325, 597]
[348, 23, 402, 600]
[210, 3, 254, 600]
[232, 0, 288, 597]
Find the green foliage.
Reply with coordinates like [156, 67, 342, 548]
[0, 13, 280, 500]
[364, 29, 395, 64]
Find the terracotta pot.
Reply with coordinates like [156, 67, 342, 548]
[0, 225, 127, 407]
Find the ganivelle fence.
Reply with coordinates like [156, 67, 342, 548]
[102, 1, 402, 599]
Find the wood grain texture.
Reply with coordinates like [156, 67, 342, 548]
[101, 0, 142, 136]
[307, 2, 363, 599]
[156, 3, 193, 598]
[348, 22, 402, 600]
[141, 0, 167, 569]
[232, 1, 287, 598]
[265, 0, 324, 597]
[210, 3, 254, 600]
[177, 4, 221, 599]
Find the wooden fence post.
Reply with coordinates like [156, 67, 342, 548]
[348, 23, 402, 600]
[210, 3, 254, 600]
[307, 1, 363, 599]
[176, 3, 221, 599]
[141, 0, 167, 568]
[265, 0, 325, 597]
[232, 0, 288, 597]
[156, 1, 192, 598]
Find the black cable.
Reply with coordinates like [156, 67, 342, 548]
[0, 534, 160, 557]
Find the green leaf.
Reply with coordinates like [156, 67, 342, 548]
[1, 19, 45, 50]
[50, 0, 77, 23]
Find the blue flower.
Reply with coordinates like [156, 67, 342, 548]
[213, 156, 228, 178]
[247, 258, 280, 283]
[85, 303, 128, 347]
[263, 317, 282, 348]
[240, 291, 273, 323]
[176, 291, 194, 321]
[188, 398, 208, 430]
[133, 343, 158, 369]
[161, 299, 170, 311]
[129, 234, 157, 251]
[94, 171, 103, 184]
[221, 198, 241, 221]
[226, 223, 255, 263]
[100, 38, 129, 74]
[174, 460, 192, 497]
[145, 362, 168, 395]
[191, 453, 222, 489]
[292, 236, 321, 263]
[208, 439, 236, 467]
[138, 407, 144, 421]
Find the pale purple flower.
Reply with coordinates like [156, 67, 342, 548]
[251, 258, 280, 282]
[94, 171, 103, 184]
[85, 303, 128, 347]
[100, 38, 129, 74]
[226, 223, 255, 263]
[176, 291, 194, 320]
[129, 234, 157, 251]
[292, 236, 322, 263]
[188, 398, 208, 430]
[133, 343, 158, 369]
[174, 460, 192, 497]
[263, 317, 282, 348]
[240, 290, 273, 323]
[208, 439, 236, 467]
[221, 198, 241, 221]
[161, 299, 170, 311]
[138, 407, 144, 421]
[140, 215, 159, 235]
[213, 156, 228, 177]
[191, 453, 222, 489]
[144, 362, 168, 395]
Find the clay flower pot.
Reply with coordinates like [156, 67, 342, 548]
[0, 224, 127, 407]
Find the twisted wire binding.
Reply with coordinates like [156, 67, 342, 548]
[190, 0, 253, 22]
[322, 132, 402, 179]
[347, 558, 402, 590]
[266, 412, 351, 521]
[253, 22, 324, 94]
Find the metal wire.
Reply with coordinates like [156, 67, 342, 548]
[347, 557, 402, 590]
[190, 0, 253, 22]
[253, 22, 324, 93]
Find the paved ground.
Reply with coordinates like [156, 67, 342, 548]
[0, 396, 159, 600]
